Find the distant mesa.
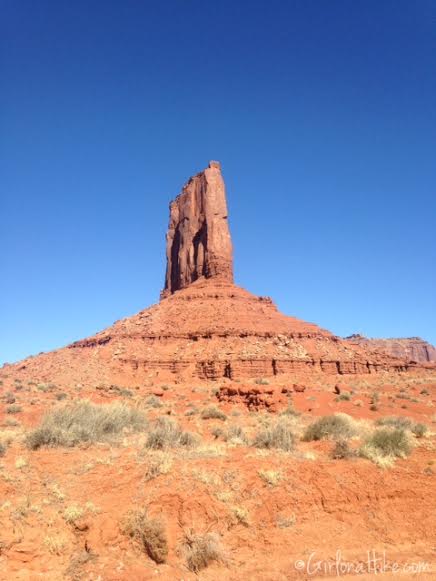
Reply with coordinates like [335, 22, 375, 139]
[345, 334, 436, 364]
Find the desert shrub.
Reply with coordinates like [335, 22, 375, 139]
[25, 401, 147, 450]
[37, 383, 55, 392]
[212, 425, 247, 444]
[412, 423, 428, 438]
[0, 441, 7, 457]
[336, 393, 351, 401]
[201, 406, 227, 421]
[303, 414, 356, 442]
[258, 469, 282, 486]
[122, 509, 168, 564]
[253, 419, 295, 451]
[4, 393, 15, 404]
[331, 439, 354, 460]
[145, 395, 163, 408]
[56, 392, 68, 401]
[376, 416, 412, 430]
[182, 530, 224, 572]
[254, 378, 269, 385]
[143, 451, 173, 481]
[6, 404, 22, 414]
[144, 417, 198, 450]
[362, 428, 411, 459]
[376, 416, 428, 438]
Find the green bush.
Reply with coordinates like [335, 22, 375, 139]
[303, 414, 356, 442]
[376, 416, 427, 438]
[25, 401, 147, 450]
[376, 416, 412, 430]
[364, 428, 411, 458]
[253, 419, 295, 451]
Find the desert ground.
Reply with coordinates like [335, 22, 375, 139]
[0, 370, 435, 580]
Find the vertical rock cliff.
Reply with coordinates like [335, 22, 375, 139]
[162, 161, 233, 296]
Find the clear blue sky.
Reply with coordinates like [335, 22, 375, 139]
[1, 0, 435, 365]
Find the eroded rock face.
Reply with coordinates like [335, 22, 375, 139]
[345, 335, 436, 363]
[162, 161, 233, 296]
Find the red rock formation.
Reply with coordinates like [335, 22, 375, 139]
[345, 335, 436, 363]
[162, 161, 233, 296]
[1, 162, 432, 386]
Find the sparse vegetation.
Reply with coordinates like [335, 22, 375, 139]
[143, 451, 173, 480]
[25, 401, 147, 449]
[331, 439, 354, 460]
[122, 509, 168, 563]
[6, 404, 22, 414]
[201, 405, 227, 421]
[232, 505, 250, 526]
[63, 505, 84, 524]
[360, 428, 411, 466]
[336, 393, 351, 401]
[253, 418, 296, 451]
[376, 416, 428, 438]
[258, 469, 282, 486]
[0, 441, 7, 457]
[182, 530, 224, 572]
[412, 423, 428, 438]
[303, 414, 356, 442]
[144, 417, 198, 450]
[145, 395, 163, 408]
[43, 535, 67, 555]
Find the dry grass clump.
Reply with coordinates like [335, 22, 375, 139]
[181, 530, 225, 572]
[303, 413, 357, 442]
[143, 451, 173, 480]
[360, 428, 411, 467]
[201, 406, 227, 421]
[376, 416, 428, 438]
[6, 404, 22, 414]
[25, 401, 147, 449]
[258, 469, 283, 486]
[145, 395, 163, 408]
[330, 439, 355, 460]
[122, 509, 168, 564]
[144, 417, 199, 450]
[253, 418, 296, 451]
[211, 424, 248, 444]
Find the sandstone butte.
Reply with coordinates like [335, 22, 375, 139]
[1, 161, 434, 389]
[1, 162, 436, 581]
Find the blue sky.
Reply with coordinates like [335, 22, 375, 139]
[1, 0, 435, 365]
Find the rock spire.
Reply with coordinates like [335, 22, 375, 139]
[162, 161, 233, 296]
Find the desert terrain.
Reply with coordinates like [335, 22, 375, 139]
[1, 162, 434, 580]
